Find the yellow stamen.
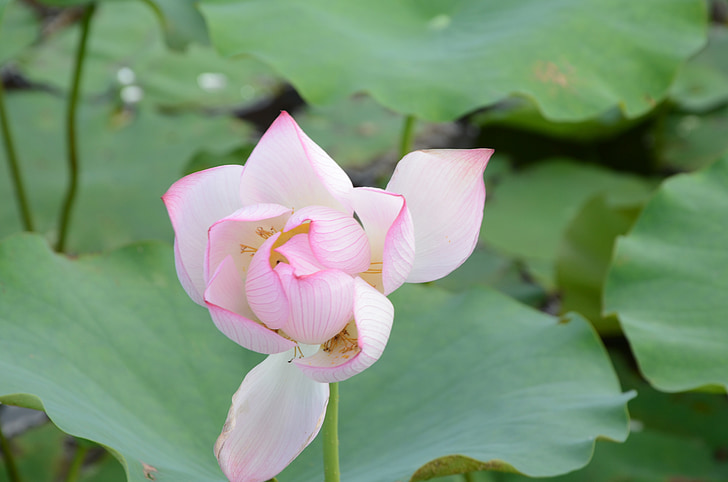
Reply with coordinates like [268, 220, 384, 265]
[240, 244, 256, 255]
[266, 222, 311, 269]
[363, 260, 383, 274]
[322, 324, 359, 355]
[273, 222, 310, 248]
[256, 226, 277, 239]
[288, 344, 305, 363]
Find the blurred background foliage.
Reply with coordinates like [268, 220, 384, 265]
[1, 0, 727, 480]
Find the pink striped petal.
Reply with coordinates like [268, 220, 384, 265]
[205, 203, 292, 284]
[274, 234, 325, 276]
[245, 234, 290, 330]
[162, 165, 245, 304]
[239, 112, 353, 213]
[350, 188, 415, 295]
[204, 256, 295, 354]
[276, 263, 355, 345]
[295, 277, 394, 383]
[386, 149, 492, 283]
[284, 206, 370, 275]
[215, 351, 329, 482]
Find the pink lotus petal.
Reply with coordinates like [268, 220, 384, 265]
[295, 277, 394, 383]
[245, 234, 290, 330]
[205, 203, 292, 284]
[284, 206, 370, 275]
[239, 112, 353, 213]
[215, 351, 329, 482]
[204, 256, 295, 354]
[162, 165, 245, 304]
[274, 233, 325, 276]
[386, 149, 492, 283]
[276, 263, 355, 345]
[350, 188, 415, 294]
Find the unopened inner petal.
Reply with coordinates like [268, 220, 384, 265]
[274, 233, 325, 276]
[276, 263, 355, 345]
[245, 234, 290, 330]
[284, 205, 371, 274]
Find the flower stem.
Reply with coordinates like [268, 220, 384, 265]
[0, 78, 34, 232]
[56, 3, 96, 253]
[398, 115, 416, 159]
[322, 382, 340, 482]
[0, 419, 21, 482]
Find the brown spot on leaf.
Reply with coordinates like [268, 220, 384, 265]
[533, 60, 574, 88]
[142, 462, 158, 480]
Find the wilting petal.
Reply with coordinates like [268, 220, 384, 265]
[245, 234, 290, 330]
[205, 203, 292, 284]
[163, 165, 245, 304]
[276, 263, 355, 345]
[285, 206, 370, 275]
[386, 149, 491, 283]
[239, 112, 353, 213]
[350, 188, 415, 294]
[295, 277, 394, 383]
[205, 255, 295, 354]
[216, 351, 329, 482]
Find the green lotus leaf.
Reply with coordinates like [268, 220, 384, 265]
[200, 0, 707, 122]
[605, 154, 728, 392]
[556, 194, 643, 334]
[480, 159, 652, 289]
[0, 234, 630, 481]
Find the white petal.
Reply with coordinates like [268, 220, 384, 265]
[215, 351, 329, 482]
[163, 165, 245, 304]
[239, 112, 353, 213]
[295, 277, 394, 383]
[174, 238, 202, 305]
[205, 256, 295, 354]
[205, 203, 292, 284]
[350, 187, 415, 294]
[386, 149, 492, 282]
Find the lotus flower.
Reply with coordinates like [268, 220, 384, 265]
[163, 112, 491, 482]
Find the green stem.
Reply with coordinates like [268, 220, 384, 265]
[56, 3, 96, 253]
[322, 382, 340, 482]
[64, 442, 88, 482]
[0, 78, 34, 232]
[0, 419, 21, 482]
[399, 115, 416, 159]
[463, 472, 475, 482]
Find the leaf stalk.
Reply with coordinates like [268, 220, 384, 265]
[56, 3, 96, 253]
[399, 115, 417, 159]
[0, 78, 34, 232]
[0, 418, 22, 482]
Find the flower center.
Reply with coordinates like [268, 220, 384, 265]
[268, 222, 311, 268]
